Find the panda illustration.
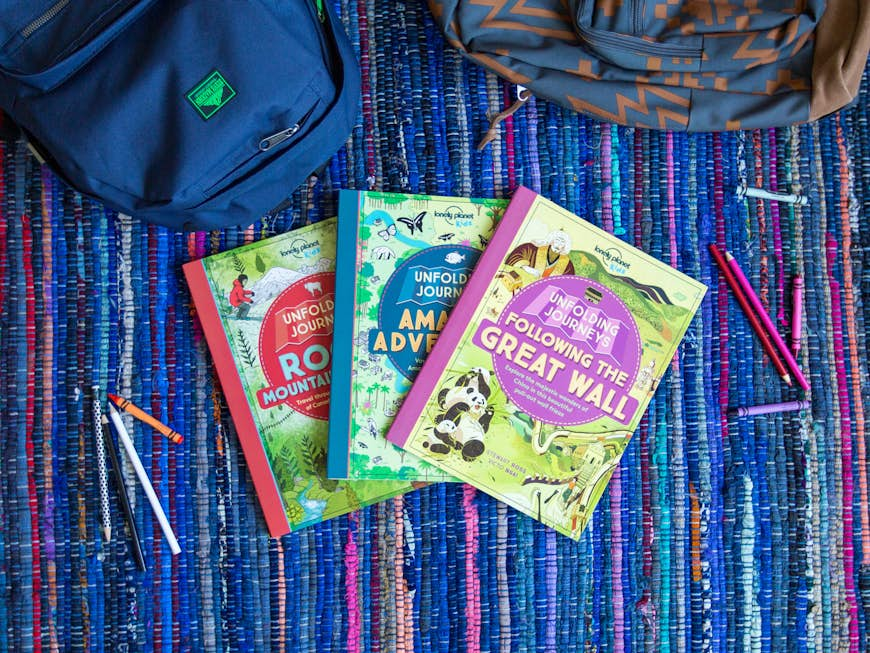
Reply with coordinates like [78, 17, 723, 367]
[424, 368, 494, 462]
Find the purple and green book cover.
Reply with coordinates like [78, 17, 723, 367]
[327, 190, 507, 481]
[386, 188, 706, 539]
[184, 218, 418, 537]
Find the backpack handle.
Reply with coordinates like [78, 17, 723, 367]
[0, 0, 157, 91]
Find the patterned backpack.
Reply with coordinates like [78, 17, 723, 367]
[431, 0, 869, 132]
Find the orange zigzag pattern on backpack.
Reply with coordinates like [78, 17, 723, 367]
[469, 0, 576, 39]
[730, 19, 810, 70]
[731, 32, 780, 69]
[469, 52, 533, 86]
[764, 68, 810, 94]
[567, 84, 689, 128]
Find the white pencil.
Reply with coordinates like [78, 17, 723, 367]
[107, 404, 181, 555]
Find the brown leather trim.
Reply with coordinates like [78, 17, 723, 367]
[810, 0, 870, 119]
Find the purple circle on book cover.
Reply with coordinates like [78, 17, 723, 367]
[473, 275, 642, 426]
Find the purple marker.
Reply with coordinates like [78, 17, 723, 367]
[729, 400, 811, 418]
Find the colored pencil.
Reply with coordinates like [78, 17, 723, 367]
[725, 251, 810, 391]
[91, 388, 112, 542]
[729, 400, 811, 418]
[108, 392, 183, 444]
[107, 404, 181, 556]
[101, 414, 147, 571]
[708, 244, 792, 386]
[791, 275, 804, 355]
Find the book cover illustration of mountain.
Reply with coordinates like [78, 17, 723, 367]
[184, 218, 416, 535]
[328, 191, 508, 482]
[387, 189, 706, 539]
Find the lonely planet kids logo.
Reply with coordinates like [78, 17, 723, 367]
[257, 272, 335, 420]
[434, 205, 475, 227]
[370, 245, 479, 379]
[280, 238, 321, 259]
[472, 276, 642, 426]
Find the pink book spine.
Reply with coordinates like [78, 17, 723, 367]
[386, 186, 538, 447]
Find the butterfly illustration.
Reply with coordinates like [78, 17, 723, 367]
[397, 211, 425, 235]
[478, 234, 490, 247]
[438, 233, 455, 241]
[378, 224, 397, 240]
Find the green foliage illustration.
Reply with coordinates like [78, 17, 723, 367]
[235, 329, 258, 369]
[199, 217, 412, 531]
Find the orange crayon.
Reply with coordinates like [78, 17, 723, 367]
[107, 393, 183, 444]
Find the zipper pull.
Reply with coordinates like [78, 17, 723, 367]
[477, 86, 531, 150]
[314, 0, 325, 22]
[259, 124, 300, 151]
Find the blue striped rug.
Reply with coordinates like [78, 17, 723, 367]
[0, 1, 868, 650]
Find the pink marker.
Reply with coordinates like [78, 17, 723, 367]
[725, 251, 810, 391]
[791, 276, 803, 355]
[729, 400, 811, 418]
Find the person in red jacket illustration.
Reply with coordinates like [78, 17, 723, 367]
[229, 274, 254, 319]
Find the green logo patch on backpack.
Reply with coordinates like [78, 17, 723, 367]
[186, 70, 236, 120]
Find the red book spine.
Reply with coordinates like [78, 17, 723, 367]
[183, 260, 290, 537]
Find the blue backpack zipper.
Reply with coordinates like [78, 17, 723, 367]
[21, 0, 71, 38]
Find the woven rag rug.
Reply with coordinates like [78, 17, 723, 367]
[1, 1, 869, 651]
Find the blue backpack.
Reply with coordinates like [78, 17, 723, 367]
[0, 0, 360, 230]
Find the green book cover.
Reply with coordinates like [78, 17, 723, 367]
[184, 218, 417, 537]
[327, 191, 508, 481]
[386, 188, 706, 539]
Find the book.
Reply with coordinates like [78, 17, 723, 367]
[327, 191, 508, 481]
[386, 188, 707, 539]
[183, 218, 417, 537]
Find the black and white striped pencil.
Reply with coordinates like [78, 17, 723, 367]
[91, 387, 112, 542]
